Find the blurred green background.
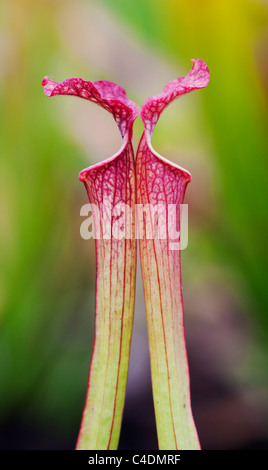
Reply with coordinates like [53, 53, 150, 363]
[0, 0, 268, 449]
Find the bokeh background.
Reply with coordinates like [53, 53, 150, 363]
[0, 0, 268, 450]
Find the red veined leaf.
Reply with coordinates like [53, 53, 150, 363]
[42, 76, 138, 450]
[136, 59, 209, 450]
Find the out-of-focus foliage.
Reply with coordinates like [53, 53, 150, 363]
[0, 0, 267, 449]
[0, 0, 97, 448]
[104, 0, 268, 332]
